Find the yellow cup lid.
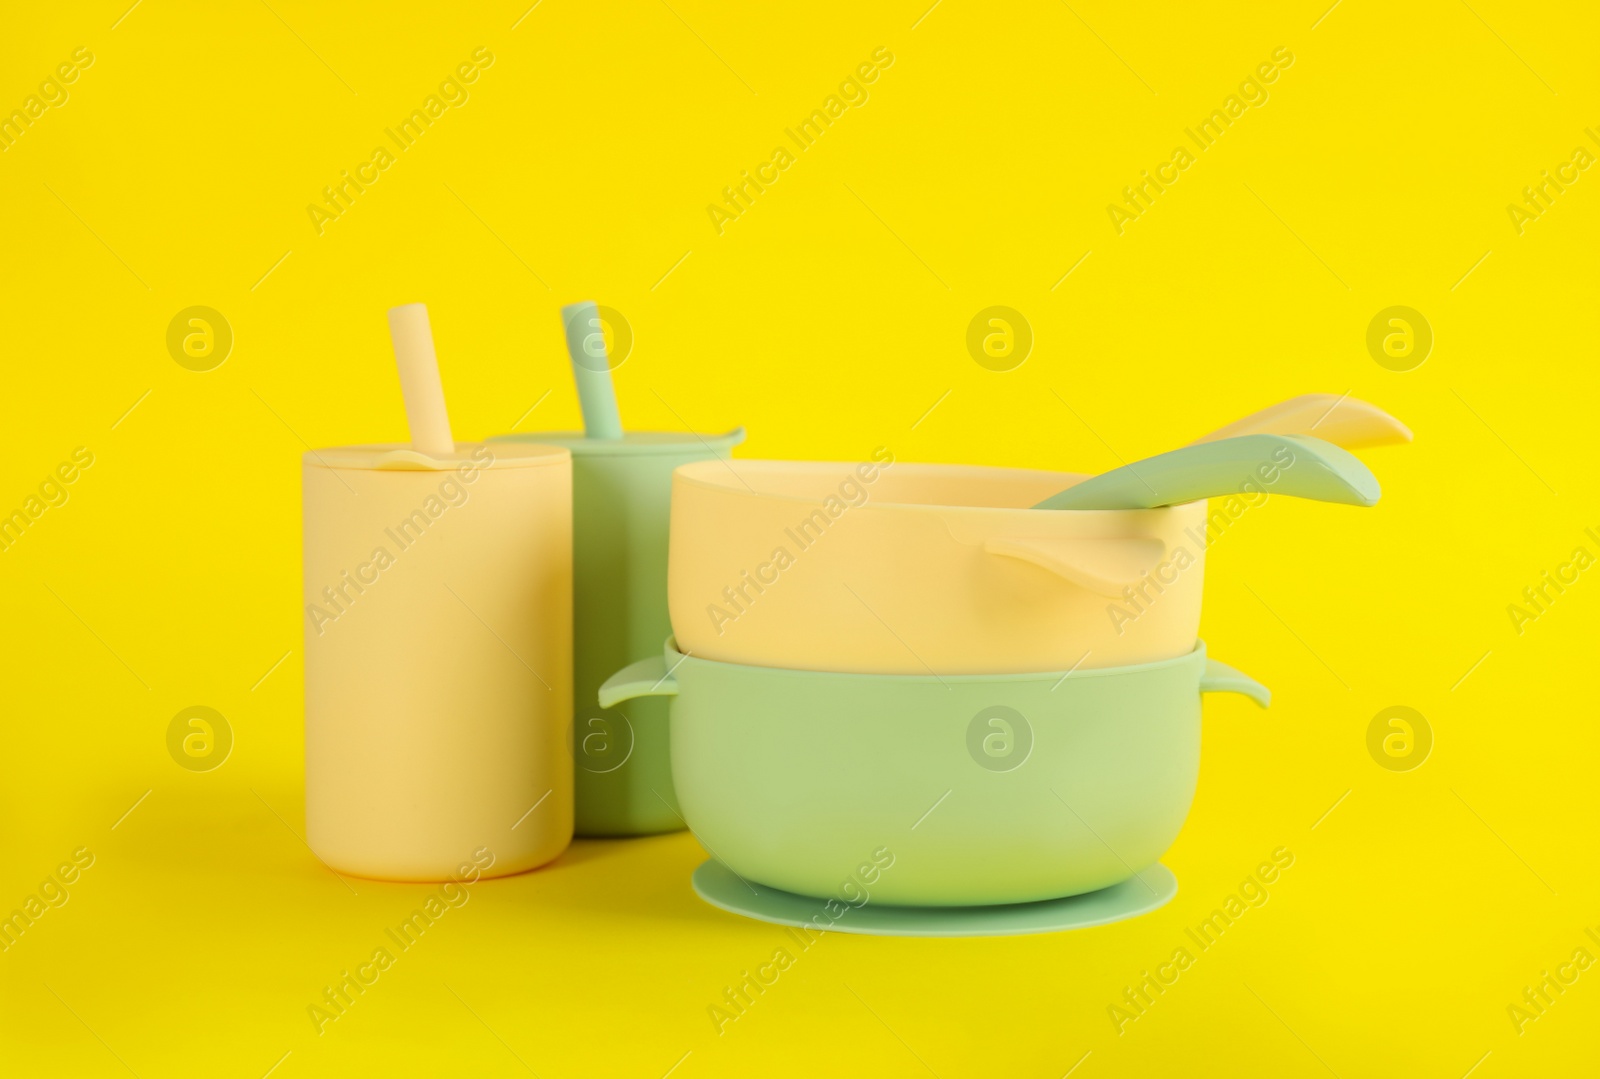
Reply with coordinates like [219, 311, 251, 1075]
[303, 442, 570, 472]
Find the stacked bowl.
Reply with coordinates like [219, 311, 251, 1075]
[600, 411, 1405, 934]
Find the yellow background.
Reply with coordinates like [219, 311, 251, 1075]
[3, 0, 1597, 1075]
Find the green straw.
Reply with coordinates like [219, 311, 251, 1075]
[561, 301, 623, 440]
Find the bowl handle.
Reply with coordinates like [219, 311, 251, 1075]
[982, 536, 1168, 596]
[1199, 659, 1270, 708]
[599, 656, 680, 709]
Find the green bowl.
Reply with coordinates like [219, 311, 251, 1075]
[601, 640, 1267, 906]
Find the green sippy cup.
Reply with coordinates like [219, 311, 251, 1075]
[492, 302, 742, 835]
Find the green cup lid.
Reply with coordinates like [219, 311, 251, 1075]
[489, 428, 745, 456]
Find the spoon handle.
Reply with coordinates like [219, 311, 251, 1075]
[1035, 434, 1381, 511]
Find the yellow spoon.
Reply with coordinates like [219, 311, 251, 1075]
[1188, 393, 1412, 450]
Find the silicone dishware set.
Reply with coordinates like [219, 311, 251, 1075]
[303, 303, 1410, 935]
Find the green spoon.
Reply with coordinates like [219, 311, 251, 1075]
[1035, 433, 1381, 510]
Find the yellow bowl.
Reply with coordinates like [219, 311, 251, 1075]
[669, 457, 1210, 675]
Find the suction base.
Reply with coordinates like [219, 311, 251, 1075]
[690, 860, 1177, 938]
